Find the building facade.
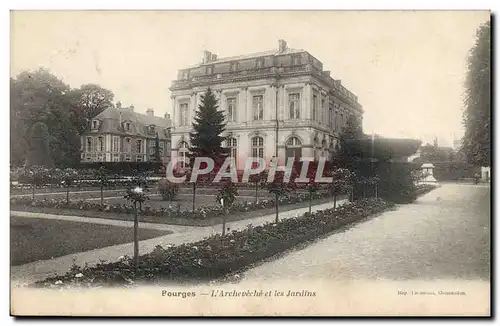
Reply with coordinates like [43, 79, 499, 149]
[80, 103, 172, 163]
[169, 40, 363, 170]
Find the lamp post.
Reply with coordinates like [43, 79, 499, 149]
[125, 186, 148, 269]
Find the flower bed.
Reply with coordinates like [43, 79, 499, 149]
[10, 191, 333, 221]
[33, 198, 394, 288]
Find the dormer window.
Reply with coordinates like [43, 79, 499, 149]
[206, 65, 214, 75]
[91, 120, 99, 130]
[148, 125, 155, 134]
[182, 71, 189, 80]
[230, 62, 238, 72]
[125, 122, 130, 131]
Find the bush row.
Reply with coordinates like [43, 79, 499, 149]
[34, 198, 394, 288]
[10, 190, 333, 220]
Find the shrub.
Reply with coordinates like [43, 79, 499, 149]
[157, 178, 179, 201]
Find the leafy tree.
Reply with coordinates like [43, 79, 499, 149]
[10, 69, 70, 166]
[68, 83, 115, 134]
[463, 21, 490, 167]
[26, 121, 53, 167]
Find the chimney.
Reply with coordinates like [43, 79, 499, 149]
[278, 39, 287, 53]
[146, 108, 154, 117]
[129, 105, 134, 112]
[164, 113, 171, 120]
[211, 54, 218, 61]
[202, 50, 212, 63]
[323, 70, 331, 77]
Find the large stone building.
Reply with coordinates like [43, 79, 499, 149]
[169, 40, 363, 170]
[80, 103, 172, 163]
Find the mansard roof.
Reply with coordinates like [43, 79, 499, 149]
[90, 107, 172, 140]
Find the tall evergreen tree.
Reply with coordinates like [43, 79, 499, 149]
[189, 88, 229, 165]
[463, 21, 491, 167]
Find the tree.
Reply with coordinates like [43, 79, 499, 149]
[68, 84, 115, 134]
[10, 69, 71, 166]
[60, 168, 79, 204]
[26, 122, 53, 167]
[150, 133, 162, 162]
[463, 21, 491, 167]
[94, 166, 109, 206]
[216, 180, 238, 236]
[189, 88, 229, 209]
[189, 87, 229, 161]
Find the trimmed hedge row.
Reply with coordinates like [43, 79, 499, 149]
[34, 198, 394, 288]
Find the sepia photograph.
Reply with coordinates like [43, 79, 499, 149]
[9, 9, 491, 316]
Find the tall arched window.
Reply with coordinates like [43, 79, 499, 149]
[321, 139, 327, 158]
[251, 136, 264, 158]
[178, 141, 189, 168]
[285, 136, 302, 162]
[225, 137, 238, 166]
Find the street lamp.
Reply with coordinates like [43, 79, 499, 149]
[125, 186, 148, 268]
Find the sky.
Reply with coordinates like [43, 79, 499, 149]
[10, 10, 489, 147]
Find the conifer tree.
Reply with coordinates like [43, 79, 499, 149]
[189, 87, 229, 165]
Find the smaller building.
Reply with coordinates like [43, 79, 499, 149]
[80, 103, 172, 164]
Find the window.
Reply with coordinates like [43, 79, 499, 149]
[226, 137, 238, 167]
[98, 136, 104, 152]
[149, 125, 155, 134]
[255, 58, 264, 69]
[112, 136, 120, 153]
[230, 62, 238, 72]
[227, 97, 237, 122]
[321, 99, 325, 122]
[312, 94, 318, 121]
[179, 103, 189, 126]
[125, 138, 132, 153]
[136, 139, 143, 153]
[86, 137, 92, 152]
[182, 71, 189, 80]
[206, 65, 213, 75]
[125, 122, 130, 131]
[285, 137, 302, 162]
[252, 95, 264, 120]
[178, 141, 189, 168]
[251, 136, 264, 158]
[328, 107, 332, 128]
[92, 120, 98, 129]
[292, 55, 301, 65]
[289, 93, 300, 119]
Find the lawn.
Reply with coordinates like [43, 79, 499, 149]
[10, 216, 171, 266]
